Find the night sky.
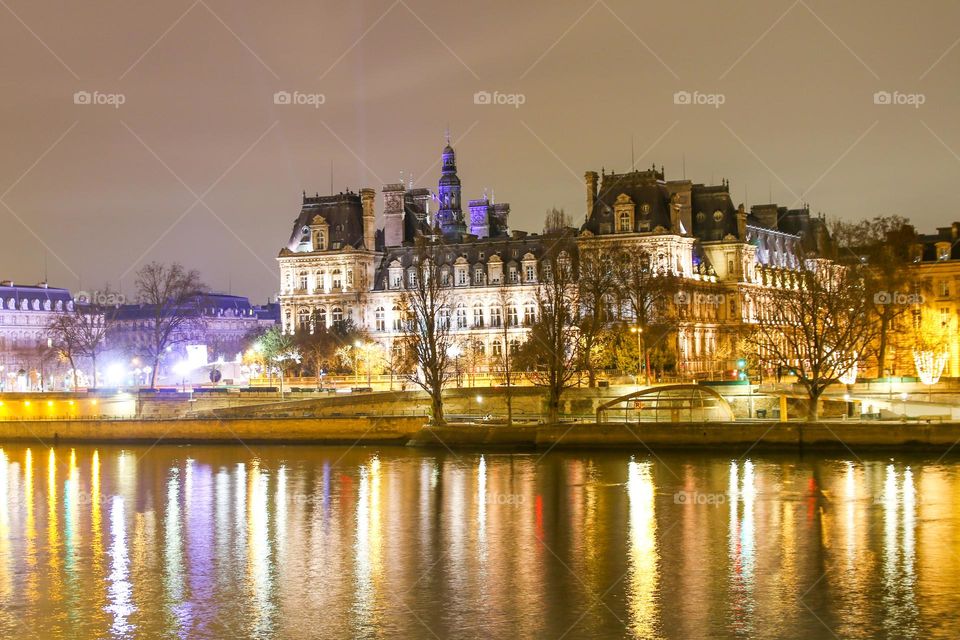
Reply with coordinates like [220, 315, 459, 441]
[2, 0, 959, 302]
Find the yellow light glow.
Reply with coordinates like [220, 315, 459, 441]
[24, 401, 30, 407]
[47, 401, 53, 407]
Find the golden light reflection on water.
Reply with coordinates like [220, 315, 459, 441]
[626, 459, 658, 637]
[1, 447, 959, 638]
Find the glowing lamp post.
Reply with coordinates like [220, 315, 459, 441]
[630, 326, 649, 386]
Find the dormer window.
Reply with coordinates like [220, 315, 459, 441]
[937, 243, 950, 261]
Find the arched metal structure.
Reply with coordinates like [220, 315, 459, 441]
[596, 384, 736, 423]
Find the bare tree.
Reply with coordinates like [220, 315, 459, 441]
[513, 240, 580, 424]
[576, 244, 617, 386]
[543, 207, 573, 234]
[831, 215, 916, 375]
[46, 313, 82, 390]
[611, 247, 679, 385]
[133, 262, 206, 388]
[74, 293, 118, 387]
[399, 238, 457, 424]
[749, 259, 879, 421]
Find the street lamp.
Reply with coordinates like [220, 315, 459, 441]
[630, 326, 649, 386]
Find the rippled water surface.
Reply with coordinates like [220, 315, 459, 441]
[0, 443, 958, 639]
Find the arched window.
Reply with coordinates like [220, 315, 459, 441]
[297, 308, 311, 331]
[315, 270, 325, 292]
[507, 304, 519, 327]
[375, 307, 385, 332]
[618, 210, 631, 232]
[332, 269, 342, 290]
[492, 339, 503, 357]
[316, 307, 327, 328]
[473, 303, 484, 328]
[439, 307, 451, 329]
[456, 304, 467, 329]
[332, 307, 343, 323]
[490, 305, 502, 328]
[509, 338, 521, 354]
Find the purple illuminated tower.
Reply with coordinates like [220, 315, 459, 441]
[436, 137, 465, 239]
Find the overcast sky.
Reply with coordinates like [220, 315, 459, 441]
[2, 0, 959, 301]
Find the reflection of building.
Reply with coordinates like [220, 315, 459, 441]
[0, 281, 73, 390]
[277, 142, 831, 375]
[109, 294, 278, 384]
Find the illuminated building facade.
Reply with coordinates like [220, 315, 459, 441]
[0, 281, 73, 390]
[278, 143, 832, 375]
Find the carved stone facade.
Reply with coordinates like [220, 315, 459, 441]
[278, 145, 831, 376]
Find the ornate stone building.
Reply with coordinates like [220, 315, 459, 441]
[0, 281, 74, 390]
[278, 143, 831, 376]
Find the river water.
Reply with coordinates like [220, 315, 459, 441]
[0, 443, 957, 639]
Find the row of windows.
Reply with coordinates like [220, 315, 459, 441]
[390, 264, 539, 289]
[0, 298, 71, 312]
[371, 303, 536, 332]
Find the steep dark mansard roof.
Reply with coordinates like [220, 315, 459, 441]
[690, 184, 738, 240]
[114, 293, 258, 320]
[0, 283, 73, 308]
[403, 189, 434, 245]
[282, 192, 365, 254]
[917, 223, 960, 260]
[583, 168, 672, 234]
[372, 232, 573, 291]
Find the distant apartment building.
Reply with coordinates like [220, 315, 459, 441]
[0, 281, 74, 390]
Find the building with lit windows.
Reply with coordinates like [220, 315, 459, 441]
[0, 281, 74, 390]
[277, 142, 832, 376]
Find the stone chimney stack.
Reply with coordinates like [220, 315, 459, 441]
[382, 183, 406, 248]
[736, 203, 747, 240]
[360, 188, 376, 250]
[585, 171, 599, 221]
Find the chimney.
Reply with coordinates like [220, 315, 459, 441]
[382, 183, 406, 247]
[665, 180, 692, 235]
[736, 204, 747, 240]
[585, 171, 599, 221]
[360, 188, 376, 250]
